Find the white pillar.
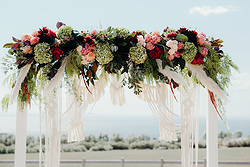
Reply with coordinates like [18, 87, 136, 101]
[206, 92, 218, 167]
[15, 105, 28, 167]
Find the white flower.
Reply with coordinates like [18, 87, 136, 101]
[166, 40, 178, 55]
[137, 35, 146, 47]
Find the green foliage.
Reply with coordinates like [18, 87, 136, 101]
[6, 144, 15, 154]
[111, 133, 123, 142]
[129, 141, 154, 149]
[65, 50, 82, 78]
[89, 141, 113, 151]
[0, 143, 6, 154]
[109, 141, 129, 150]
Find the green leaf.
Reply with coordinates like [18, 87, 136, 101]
[107, 26, 112, 32]
[3, 43, 14, 48]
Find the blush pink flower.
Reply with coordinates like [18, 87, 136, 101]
[197, 32, 207, 45]
[203, 40, 211, 46]
[177, 42, 184, 50]
[21, 33, 32, 42]
[31, 30, 39, 37]
[64, 37, 70, 41]
[85, 52, 96, 62]
[200, 47, 208, 57]
[151, 30, 160, 37]
[151, 36, 161, 44]
[144, 34, 152, 43]
[90, 30, 97, 36]
[23, 45, 33, 54]
[30, 37, 40, 45]
[77, 45, 83, 55]
[137, 35, 146, 46]
[166, 40, 178, 55]
[81, 56, 88, 65]
[146, 42, 155, 50]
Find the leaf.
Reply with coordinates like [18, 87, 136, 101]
[12, 36, 21, 42]
[56, 21, 66, 29]
[3, 43, 14, 48]
[88, 69, 92, 79]
[11, 43, 20, 50]
[92, 62, 98, 73]
[107, 26, 111, 32]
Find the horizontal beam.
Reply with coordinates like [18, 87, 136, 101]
[1, 160, 249, 165]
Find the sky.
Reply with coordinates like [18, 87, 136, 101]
[0, 0, 249, 138]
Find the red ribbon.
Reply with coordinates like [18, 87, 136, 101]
[169, 79, 178, 103]
[208, 90, 223, 120]
[80, 70, 92, 94]
[23, 81, 31, 109]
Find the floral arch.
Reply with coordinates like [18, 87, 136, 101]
[2, 22, 238, 167]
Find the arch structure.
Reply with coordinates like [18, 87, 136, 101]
[2, 22, 238, 167]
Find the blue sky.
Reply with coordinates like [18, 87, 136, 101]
[0, 0, 249, 138]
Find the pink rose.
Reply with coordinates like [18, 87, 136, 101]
[144, 34, 152, 43]
[146, 42, 155, 50]
[197, 32, 207, 45]
[90, 30, 97, 36]
[81, 56, 88, 65]
[151, 36, 161, 44]
[30, 37, 40, 45]
[21, 33, 32, 42]
[151, 30, 160, 37]
[23, 45, 33, 54]
[166, 40, 178, 55]
[31, 30, 39, 37]
[177, 42, 184, 50]
[200, 47, 208, 57]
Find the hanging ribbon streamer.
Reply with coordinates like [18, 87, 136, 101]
[109, 75, 126, 106]
[9, 63, 31, 104]
[186, 63, 228, 101]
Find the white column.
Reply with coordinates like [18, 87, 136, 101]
[14, 105, 28, 167]
[206, 92, 218, 167]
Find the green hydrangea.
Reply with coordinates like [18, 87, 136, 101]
[136, 30, 147, 36]
[34, 42, 53, 64]
[182, 42, 197, 63]
[57, 25, 74, 39]
[94, 42, 114, 65]
[116, 27, 130, 38]
[129, 43, 148, 64]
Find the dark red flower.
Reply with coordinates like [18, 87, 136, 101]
[131, 36, 138, 43]
[51, 47, 63, 60]
[167, 32, 177, 39]
[191, 53, 204, 64]
[178, 27, 198, 46]
[38, 27, 57, 43]
[149, 48, 164, 59]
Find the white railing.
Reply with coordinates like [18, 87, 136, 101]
[1, 157, 250, 167]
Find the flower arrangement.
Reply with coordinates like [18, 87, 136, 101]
[2, 22, 238, 120]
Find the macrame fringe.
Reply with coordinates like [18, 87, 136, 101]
[139, 82, 179, 141]
[109, 75, 126, 106]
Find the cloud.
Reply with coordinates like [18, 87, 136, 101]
[189, 6, 237, 16]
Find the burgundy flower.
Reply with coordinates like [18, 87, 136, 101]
[51, 47, 63, 60]
[178, 28, 198, 46]
[191, 53, 204, 64]
[38, 27, 57, 43]
[131, 36, 138, 43]
[149, 48, 164, 59]
[167, 32, 177, 39]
